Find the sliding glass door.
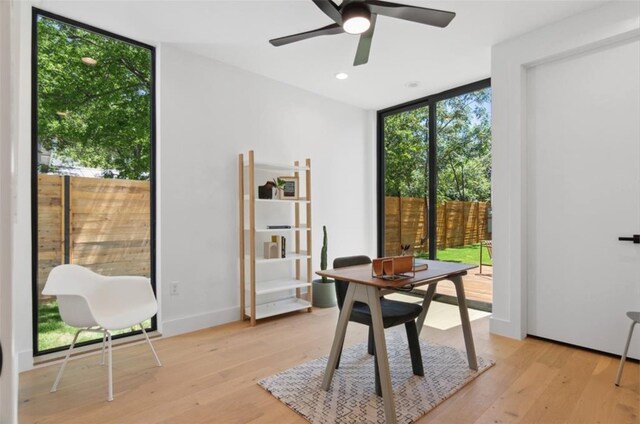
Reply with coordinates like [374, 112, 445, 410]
[380, 106, 430, 257]
[378, 80, 491, 271]
[435, 87, 492, 265]
[32, 9, 156, 355]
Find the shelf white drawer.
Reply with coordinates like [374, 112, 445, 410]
[246, 225, 310, 233]
[251, 252, 310, 264]
[248, 279, 311, 295]
[244, 162, 309, 172]
[244, 196, 310, 204]
[246, 297, 311, 320]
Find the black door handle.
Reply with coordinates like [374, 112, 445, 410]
[618, 235, 640, 244]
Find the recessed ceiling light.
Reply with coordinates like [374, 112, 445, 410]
[405, 81, 421, 88]
[335, 72, 349, 80]
[81, 57, 98, 66]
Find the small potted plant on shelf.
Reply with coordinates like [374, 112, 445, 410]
[312, 225, 337, 308]
[258, 177, 286, 199]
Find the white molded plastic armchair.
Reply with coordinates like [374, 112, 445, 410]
[42, 264, 162, 401]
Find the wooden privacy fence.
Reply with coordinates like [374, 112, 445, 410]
[384, 196, 491, 256]
[37, 175, 151, 296]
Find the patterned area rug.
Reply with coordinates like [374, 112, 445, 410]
[259, 330, 494, 423]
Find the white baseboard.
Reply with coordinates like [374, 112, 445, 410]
[17, 349, 33, 372]
[489, 316, 525, 340]
[161, 306, 239, 338]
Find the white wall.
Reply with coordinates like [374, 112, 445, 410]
[10, 3, 374, 369]
[491, 1, 640, 339]
[159, 45, 374, 335]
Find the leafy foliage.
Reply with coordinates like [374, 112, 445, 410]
[383, 106, 429, 198]
[37, 16, 152, 180]
[383, 88, 491, 202]
[436, 88, 491, 202]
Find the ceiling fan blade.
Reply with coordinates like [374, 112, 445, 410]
[365, 0, 455, 28]
[312, 0, 343, 24]
[354, 13, 377, 66]
[269, 23, 344, 47]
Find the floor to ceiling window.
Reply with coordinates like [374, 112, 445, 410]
[32, 9, 156, 355]
[378, 79, 492, 305]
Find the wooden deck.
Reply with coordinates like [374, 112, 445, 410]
[414, 264, 493, 305]
[437, 265, 493, 304]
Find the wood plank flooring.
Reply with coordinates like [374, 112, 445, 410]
[19, 307, 638, 423]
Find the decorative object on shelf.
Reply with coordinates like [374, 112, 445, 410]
[278, 176, 299, 200]
[258, 180, 277, 199]
[312, 225, 337, 308]
[270, 235, 287, 258]
[264, 242, 279, 259]
[267, 225, 292, 229]
[400, 244, 411, 256]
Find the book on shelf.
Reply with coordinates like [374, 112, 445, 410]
[267, 225, 292, 229]
[271, 235, 287, 258]
[282, 237, 286, 258]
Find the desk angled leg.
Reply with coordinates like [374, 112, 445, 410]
[416, 282, 438, 336]
[322, 283, 356, 391]
[452, 275, 478, 371]
[367, 285, 397, 424]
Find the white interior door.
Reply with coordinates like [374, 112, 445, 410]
[526, 39, 640, 359]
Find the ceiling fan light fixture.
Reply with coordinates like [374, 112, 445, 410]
[342, 2, 371, 35]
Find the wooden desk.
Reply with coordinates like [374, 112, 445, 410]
[316, 260, 478, 424]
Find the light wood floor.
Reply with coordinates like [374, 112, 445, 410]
[20, 307, 638, 424]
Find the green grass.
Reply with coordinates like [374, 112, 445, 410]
[38, 301, 151, 352]
[417, 243, 492, 266]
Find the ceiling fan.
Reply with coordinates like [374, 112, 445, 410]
[269, 0, 456, 66]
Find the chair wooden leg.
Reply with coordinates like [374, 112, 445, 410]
[405, 321, 424, 376]
[107, 331, 113, 402]
[367, 325, 375, 355]
[140, 323, 162, 367]
[615, 320, 637, 386]
[51, 329, 82, 392]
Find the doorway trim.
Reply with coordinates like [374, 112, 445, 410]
[490, 2, 639, 339]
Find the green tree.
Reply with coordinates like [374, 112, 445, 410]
[383, 88, 491, 202]
[436, 88, 491, 202]
[37, 16, 152, 180]
[383, 106, 429, 198]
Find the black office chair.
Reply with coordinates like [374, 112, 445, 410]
[333, 255, 424, 396]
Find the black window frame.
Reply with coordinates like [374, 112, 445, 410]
[31, 8, 158, 356]
[376, 78, 491, 258]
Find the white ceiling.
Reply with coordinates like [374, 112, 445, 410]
[41, 0, 611, 110]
